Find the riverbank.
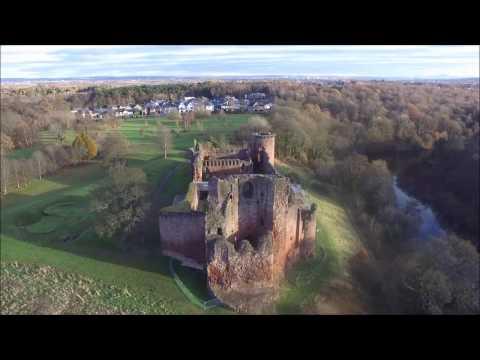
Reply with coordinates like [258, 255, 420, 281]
[367, 148, 478, 245]
[393, 176, 445, 241]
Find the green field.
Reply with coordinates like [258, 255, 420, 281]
[1, 114, 249, 314]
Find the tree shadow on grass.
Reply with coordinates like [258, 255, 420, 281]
[1, 194, 171, 278]
[1, 156, 193, 283]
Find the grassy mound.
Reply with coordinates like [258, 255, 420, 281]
[42, 202, 79, 217]
[25, 217, 60, 234]
[18, 200, 91, 236]
[14, 210, 42, 227]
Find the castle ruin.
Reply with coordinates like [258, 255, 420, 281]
[159, 133, 316, 312]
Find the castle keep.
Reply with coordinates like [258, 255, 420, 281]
[159, 133, 316, 311]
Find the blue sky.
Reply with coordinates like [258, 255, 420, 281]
[1, 45, 478, 79]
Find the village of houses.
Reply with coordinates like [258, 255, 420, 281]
[71, 92, 274, 119]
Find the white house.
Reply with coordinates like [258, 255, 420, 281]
[186, 100, 197, 112]
[205, 102, 214, 112]
[115, 110, 133, 118]
[221, 96, 240, 112]
[178, 102, 187, 113]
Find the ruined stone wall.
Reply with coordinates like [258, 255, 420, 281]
[205, 175, 276, 245]
[207, 233, 275, 313]
[159, 212, 206, 267]
[237, 175, 275, 243]
[270, 178, 316, 283]
[188, 182, 200, 211]
[214, 148, 251, 161]
[205, 177, 239, 244]
[203, 159, 252, 179]
[204, 174, 316, 283]
[190, 146, 205, 182]
[203, 174, 317, 311]
[198, 144, 245, 161]
[249, 133, 275, 174]
[192, 155, 203, 182]
[270, 177, 292, 282]
[274, 205, 306, 280]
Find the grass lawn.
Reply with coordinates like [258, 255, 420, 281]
[1, 262, 180, 315]
[275, 161, 363, 313]
[1, 114, 249, 314]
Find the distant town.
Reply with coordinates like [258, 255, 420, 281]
[71, 92, 275, 119]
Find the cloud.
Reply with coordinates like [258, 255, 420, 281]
[1, 45, 478, 79]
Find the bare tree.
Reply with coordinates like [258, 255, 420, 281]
[0, 155, 10, 195]
[101, 133, 130, 166]
[49, 122, 66, 144]
[32, 150, 46, 180]
[0, 132, 14, 194]
[155, 123, 172, 159]
[24, 158, 35, 187]
[181, 112, 194, 131]
[42, 145, 60, 173]
[53, 146, 70, 168]
[11, 159, 20, 189]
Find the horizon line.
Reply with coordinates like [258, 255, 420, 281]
[2, 74, 479, 81]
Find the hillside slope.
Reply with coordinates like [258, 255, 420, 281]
[275, 160, 369, 314]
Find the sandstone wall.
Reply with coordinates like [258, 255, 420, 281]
[205, 177, 239, 244]
[205, 175, 276, 245]
[207, 234, 275, 313]
[192, 155, 203, 181]
[249, 133, 275, 174]
[271, 178, 317, 283]
[203, 159, 252, 179]
[159, 212, 206, 267]
[237, 175, 274, 243]
[204, 174, 316, 283]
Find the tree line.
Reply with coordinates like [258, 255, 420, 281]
[64, 81, 275, 108]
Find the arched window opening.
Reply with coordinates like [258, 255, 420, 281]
[242, 181, 254, 198]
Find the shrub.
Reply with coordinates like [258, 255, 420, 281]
[72, 132, 98, 160]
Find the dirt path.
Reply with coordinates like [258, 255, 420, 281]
[151, 163, 182, 210]
[141, 163, 183, 249]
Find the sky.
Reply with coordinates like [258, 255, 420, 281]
[1, 45, 479, 79]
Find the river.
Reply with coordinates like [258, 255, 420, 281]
[392, 175, 446, 241]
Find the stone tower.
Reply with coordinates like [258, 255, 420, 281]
[249, 132, 275, 174]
